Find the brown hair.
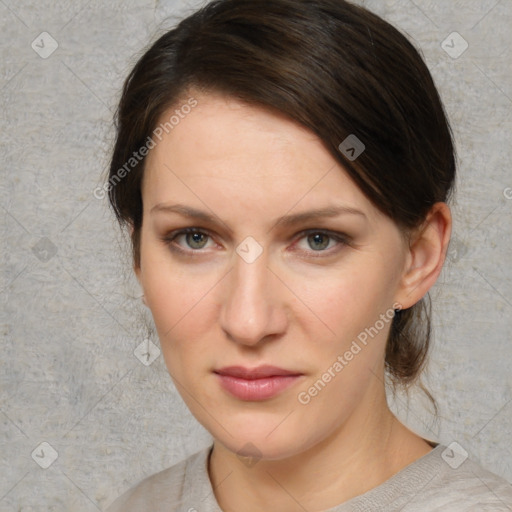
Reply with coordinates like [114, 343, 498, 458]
[108, 0, 456, 394]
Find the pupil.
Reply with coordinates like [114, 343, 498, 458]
[309, 233, 329, 250]
[187, 232, 207, 248]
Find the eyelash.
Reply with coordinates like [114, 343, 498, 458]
[161, 227, 351, 258]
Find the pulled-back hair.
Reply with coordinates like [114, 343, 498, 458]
[108, 0, 456, 394]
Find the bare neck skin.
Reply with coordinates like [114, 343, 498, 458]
[208, 376, 432, 512]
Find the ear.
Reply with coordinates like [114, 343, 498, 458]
[395, 202, 452, 309]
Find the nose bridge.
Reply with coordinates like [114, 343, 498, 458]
[220, 251, 285, 345]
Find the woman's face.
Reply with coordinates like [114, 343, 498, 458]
[136, 91, 413, 460]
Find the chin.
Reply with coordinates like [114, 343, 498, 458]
[211, 419, 315, 462]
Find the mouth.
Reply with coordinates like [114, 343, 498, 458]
[213, 365, 304, 401]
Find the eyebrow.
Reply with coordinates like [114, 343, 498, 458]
[150, 203, 366, 231]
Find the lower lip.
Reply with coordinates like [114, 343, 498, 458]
[215, 373, 303, 401]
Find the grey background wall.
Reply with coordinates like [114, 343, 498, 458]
[1, 0, 511, 510]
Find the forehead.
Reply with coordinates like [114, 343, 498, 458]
[142, 92, 378, 221]
[149, 93, 327, 169]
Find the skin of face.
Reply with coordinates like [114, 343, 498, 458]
[135, 91, 451, 509]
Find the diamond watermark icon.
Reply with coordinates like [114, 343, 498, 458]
[442, 441, 468, 469]
[31, 441, 58, 469]
[134, 338, 160, 366]
[441, 32, 468, 59]
[236, 442, 263, 468]
[236, 236, 263, 264]
[338, 134, 365, 161]
[447, 236, 468, 264]
[32, 237, 58, 262]
[31, 31, 59, 59]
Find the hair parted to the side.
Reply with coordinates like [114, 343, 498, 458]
[108, 0, 456, 400]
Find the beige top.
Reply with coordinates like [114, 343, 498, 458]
[107, 443, 512, 511]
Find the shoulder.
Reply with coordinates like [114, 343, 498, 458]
[105, 445, 214, 512]
[399, 445, 512, 511]
[344, 444, 512, 511]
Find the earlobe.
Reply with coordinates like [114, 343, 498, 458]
[396, 202, 452, 309]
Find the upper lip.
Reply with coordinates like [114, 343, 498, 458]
[214, 365, 302, 379]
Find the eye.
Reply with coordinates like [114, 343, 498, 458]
[294, 230, 349, 255]
[162, 227, 349, 257]
[163, 228, 214, 252]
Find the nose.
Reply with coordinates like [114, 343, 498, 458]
[219, 250, 288, 347]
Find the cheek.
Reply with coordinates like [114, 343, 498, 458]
[295, 270, 393, 411]
[291, 260, 398, 394]
[149, 285, 213, 384]
[140, 249, 222, 367]
[295, 262, 394, 339]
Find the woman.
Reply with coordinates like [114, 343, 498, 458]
[106, 0, 512, 510]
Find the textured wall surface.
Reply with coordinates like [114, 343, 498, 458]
[1, 0, 511, 510]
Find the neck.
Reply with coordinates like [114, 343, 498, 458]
[208, 387, 432, 512]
